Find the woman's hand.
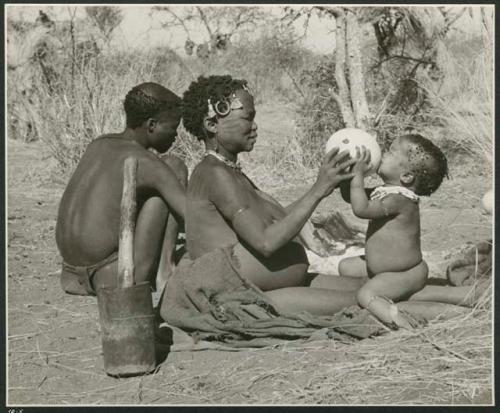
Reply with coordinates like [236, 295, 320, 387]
[314, 147, 357, 198]
[351, 145, 371, 177]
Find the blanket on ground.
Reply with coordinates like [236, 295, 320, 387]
[446, 240, 492, 286]
[159, 247, 465, 348]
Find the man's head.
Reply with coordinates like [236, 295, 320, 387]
[378, 134, 448, 196]
[124, 82, 182, 153]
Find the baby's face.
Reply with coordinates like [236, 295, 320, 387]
[378, 137, 411, 184]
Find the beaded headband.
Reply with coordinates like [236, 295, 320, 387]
[207, 84, 253, 118]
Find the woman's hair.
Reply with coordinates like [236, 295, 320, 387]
[182, 75, 248, 140]
[124, 83, 181, 129]
[402, 134, 449, 196]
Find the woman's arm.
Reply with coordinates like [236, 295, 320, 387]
[211, 148, 356, 257]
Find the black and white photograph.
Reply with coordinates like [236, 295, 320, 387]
[5, 3, 494, 406]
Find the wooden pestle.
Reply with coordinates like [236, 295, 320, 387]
[118, 157, 138, 288]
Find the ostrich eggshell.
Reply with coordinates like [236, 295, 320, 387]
[325, 128, 382, 176]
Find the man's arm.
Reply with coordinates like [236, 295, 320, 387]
[137, 155, 187, 220]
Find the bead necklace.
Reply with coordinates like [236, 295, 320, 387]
[205, 150, 242, 171]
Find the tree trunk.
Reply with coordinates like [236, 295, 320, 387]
[333, 9, 355, 128]
[345, 9, 371, 129]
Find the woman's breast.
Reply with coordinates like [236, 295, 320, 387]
[185, 198, 239, 259]
[232, 240, 310, 290]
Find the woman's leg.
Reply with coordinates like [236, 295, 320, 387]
[264, 287, 357, 316]
[309, 273, 367, 290]
[408, 281, 489, 306]
[338, 256, 369, 278]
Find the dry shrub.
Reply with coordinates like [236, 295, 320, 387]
[423, 37, 493, 172]
[23, 48, 189, 174]
[295, 56, 344, 168]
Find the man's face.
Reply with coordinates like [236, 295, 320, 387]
[216, 89, 258, 154]
[149, 110, 181, 153]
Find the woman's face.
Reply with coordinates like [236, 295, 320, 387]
[216, 89, 258, 154]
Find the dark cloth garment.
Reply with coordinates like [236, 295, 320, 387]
[160, 247, 395, 347]
[60, 251, 119, 296]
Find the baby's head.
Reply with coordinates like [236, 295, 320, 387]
[378, 134, 448, 196]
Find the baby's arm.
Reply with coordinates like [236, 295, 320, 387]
[349, 147, 404, 219]
[350, 180, 404, 219]
[339, 180, 374, 204]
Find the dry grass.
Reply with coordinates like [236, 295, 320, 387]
[420, 34, 493, 173]
[8, 283, 492, 405]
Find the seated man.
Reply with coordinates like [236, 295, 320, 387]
[56, 82, 187, 295]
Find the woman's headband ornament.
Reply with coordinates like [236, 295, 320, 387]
[206, 84, 253, 119]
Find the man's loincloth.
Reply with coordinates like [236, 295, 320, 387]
[60, 252, 118, 296]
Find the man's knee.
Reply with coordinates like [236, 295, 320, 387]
[162, 154, 188, 186]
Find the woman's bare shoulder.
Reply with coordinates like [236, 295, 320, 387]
[192, 157, 237, 184]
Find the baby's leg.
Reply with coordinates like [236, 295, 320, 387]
[357, 261, 428, 329]
[338, 256, 369, 278]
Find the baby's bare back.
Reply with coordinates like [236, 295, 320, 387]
[56, 136, 150, 266]
[365, 201, 422, 275]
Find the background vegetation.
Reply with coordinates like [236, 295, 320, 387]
[7, 6, 493, 178]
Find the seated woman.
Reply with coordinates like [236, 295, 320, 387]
[160, 75, 485, 333]
[162, 74, 366, 318]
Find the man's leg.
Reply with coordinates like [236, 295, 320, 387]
[155, 155, 188, 291]
[90, 197, 169, 291]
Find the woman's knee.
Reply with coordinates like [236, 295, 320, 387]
[162, 154, 188, 187]
[338, 256, 366, 277]
[338, 258, 349, 276]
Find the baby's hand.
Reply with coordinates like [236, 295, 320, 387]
[351, 145, 371, 176]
